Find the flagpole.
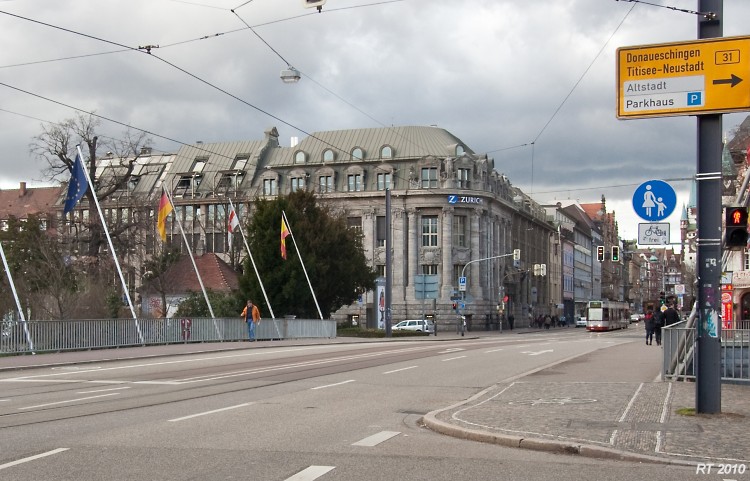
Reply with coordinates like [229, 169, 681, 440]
[162, 188, 222, 339]
[282, 210, 323, 320]
[228, 198, 281, 338]
[0, 240, 35, 352]
[76, 146, 143, 343]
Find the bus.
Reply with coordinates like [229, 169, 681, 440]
[585, 300, 629, 331]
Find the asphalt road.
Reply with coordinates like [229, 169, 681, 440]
[0, 329, 717, 480]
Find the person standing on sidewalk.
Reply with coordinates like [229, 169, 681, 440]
[507, 313, 514, 331]
[653, 307, 664, 346]
[644, 309, 655, 345]
[241, 300, 261, 341]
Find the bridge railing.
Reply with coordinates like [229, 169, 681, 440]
[0, 317, 336, 355]
[663, 321, 749, 384]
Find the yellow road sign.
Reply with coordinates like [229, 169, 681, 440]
[617, 36, 750, 119]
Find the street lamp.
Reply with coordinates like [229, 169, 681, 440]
[280, 66, 301, 83]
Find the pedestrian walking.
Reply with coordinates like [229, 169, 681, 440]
[644, 309, 655, 345]
[653, 307, 664, 346]
[663, 303, 680, 327]
[543, 314, 551, 330]
[241, 300, 261, 341]
[507, 313, 514, 331]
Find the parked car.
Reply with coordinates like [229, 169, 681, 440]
[630, 314, 642, 323]
[393, 319, 434, 333]
[575, 316, 587, 328]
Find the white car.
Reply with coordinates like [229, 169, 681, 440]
[575, 317, 587, 328]
[393, 319, 434, 333]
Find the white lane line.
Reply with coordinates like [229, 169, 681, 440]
[352, 431, 400, 446]
[383, 366, 417, 374]
[610, 382, 644, 445]
[77, 386, 132, 394]
[18, 393, 119, 410]
[484, 348, 504, 353]
[0, 448, 69, 471]
[310, 380, 355, 390]
[284, 465, 335, 481]
[0, 399, 9, 402]
[441, 356, 467, 362]
[168, 403, 253, 422]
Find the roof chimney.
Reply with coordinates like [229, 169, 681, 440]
[19, 181, 26, 197]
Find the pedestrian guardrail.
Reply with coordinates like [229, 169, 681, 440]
[0, 317, 336, 355]
[663, 321, 749, 384]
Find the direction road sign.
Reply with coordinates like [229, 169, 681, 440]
[632, 180, 676, 221]
[617, 36, 750, 119]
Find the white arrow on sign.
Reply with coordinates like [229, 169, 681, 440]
[521, 350, 553, 356]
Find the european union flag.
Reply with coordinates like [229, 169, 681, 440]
[63, 153, 88, 214]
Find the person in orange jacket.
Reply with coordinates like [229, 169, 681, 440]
[241, 300, 261, 341]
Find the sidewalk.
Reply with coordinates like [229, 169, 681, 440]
[1, 333, 747, 465]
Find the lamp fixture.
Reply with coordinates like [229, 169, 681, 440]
[280, 66, 301, 83]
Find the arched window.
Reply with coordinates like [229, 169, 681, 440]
[456, 145, 465, 156]
[323, 149, 335, 162]
[351, 147, 364, 160]
[295, 151, 307, 164]
[380, 145, 393, 159]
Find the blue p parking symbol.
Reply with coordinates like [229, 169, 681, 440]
[687, 92, 702, 106]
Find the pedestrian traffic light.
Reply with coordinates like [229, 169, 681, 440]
[596, 246, 604, 261]
[452, 302, 457, 311]
[725, 206, 748, 247]
[611, 246, 620, 262]
[659, 291, 666, 306]
[512, 249, 521, 261]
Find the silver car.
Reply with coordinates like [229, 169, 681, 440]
[393, 319, 434, 333]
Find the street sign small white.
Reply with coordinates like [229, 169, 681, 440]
[638, 222, 670, 245]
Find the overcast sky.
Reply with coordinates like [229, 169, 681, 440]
[1, 0, 749, 242]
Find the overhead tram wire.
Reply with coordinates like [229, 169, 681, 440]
[613, 0, 714, 18]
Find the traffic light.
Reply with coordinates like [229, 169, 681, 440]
[512, 249, 521, 260]
[659, 291, 666, 306]
[611, 246, 620, 262]
[452, 302, 457, 311]
[725, 206, 748, 247]
[596, 246, 604, 262]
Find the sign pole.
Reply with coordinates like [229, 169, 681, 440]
[696, 0, 722, 414]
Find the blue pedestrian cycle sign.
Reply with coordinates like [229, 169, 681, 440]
[632, 180, 676, 221]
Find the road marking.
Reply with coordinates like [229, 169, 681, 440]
[310, 380, 355, 390]
[284, 465, 335, 481]
[520, 350, 553, 356]
[0, 448, 69, 471]
[484, 348, 504, 353]
[441, 356, 467, 362]
[383, 366, 417, 374]
[18, 393, 120, 410]
[441, 348, 465, 353]
[77, 387, 132, 394]
[352, 431, 400, 446]
[168, 403, 253, 422]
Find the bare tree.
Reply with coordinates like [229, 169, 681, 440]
[31, 112, 152, 259]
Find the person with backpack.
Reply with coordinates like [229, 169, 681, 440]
[644, 309, 655, 345]
[653, 307, 665, 346]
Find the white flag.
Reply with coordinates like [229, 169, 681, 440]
[227, 206, 240, 249]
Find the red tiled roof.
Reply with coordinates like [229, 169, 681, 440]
[142, 253, 239, 295]
[0, 184, 63, 220]
[579, 202, 603, 221]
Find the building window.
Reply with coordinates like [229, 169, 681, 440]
[263, 178, 277, 196]
[352, 147, 364, 160]
[376, 216, 386, 247]
[291, 177, 305, 192]
[318, 175, 333, 193]
[456, 145, 465, 156]
[232, 156, 248, 170]
[421, 168, 437, 189]
[295, 151, 306, 164]
[453, 215, 467, 247]
[453, 264, 468, 282]
[377, 172, 391, 191]
[380, 145, 393, 159]
[323, 149, 335, 162]
[376, 264, 386, 277]
[347, 216, 362, 232]
[457, 168, 471, 188]
[174, 174, 202, 197]
[347, 174, 362, 192]
[422, 264, 438, 275]
[192, 157, 207, 172]
[422, 215, 438, 247]
[217, 172, 244, 191]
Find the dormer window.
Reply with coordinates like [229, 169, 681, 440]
[352, 147, 364, 160]
[192, 157, 207, 172]
[295, 151, 307, 164]
[232, 156, 248, 170]
[456, 145, 465, 156]
[380, 145, 393, 159]
[323, 149, 335, 163]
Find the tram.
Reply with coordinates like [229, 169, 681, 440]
[585, 300, 630, 331]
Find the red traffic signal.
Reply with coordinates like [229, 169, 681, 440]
[452, 302, 457, 310]
[725, 207, 748, 247]
[596, 245, 604, 261]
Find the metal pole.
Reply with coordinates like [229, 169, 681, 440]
[385, 188, 392, 337]
[695, 0, 722, 414]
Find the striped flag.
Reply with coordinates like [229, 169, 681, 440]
[281, 217, 290, 260]
[156, 190, 173, 241]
